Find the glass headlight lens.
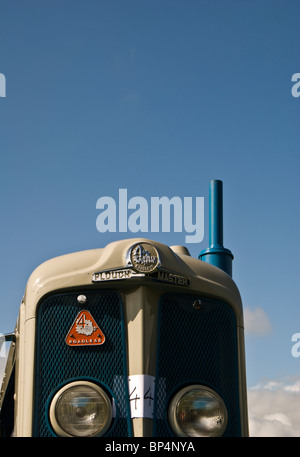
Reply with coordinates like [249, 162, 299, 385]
[49, 381, 112, 437]
[168, 385, 228, 437]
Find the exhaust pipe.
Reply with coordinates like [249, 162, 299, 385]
[199, 180, 233, 277]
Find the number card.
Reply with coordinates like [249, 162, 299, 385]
[128, 375, 156, 419]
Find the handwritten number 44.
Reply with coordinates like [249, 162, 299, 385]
[129, 386, 154, 410]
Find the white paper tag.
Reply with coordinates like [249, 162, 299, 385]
[128, 374, 156, 418]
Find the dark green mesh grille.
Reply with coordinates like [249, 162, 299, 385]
[34, 290, 131, 437]
[153, 294, 241, 437]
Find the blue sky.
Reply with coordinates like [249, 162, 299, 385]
[0, 1, 299, 436]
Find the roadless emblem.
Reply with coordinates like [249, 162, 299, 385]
[66, 310, 105, 347]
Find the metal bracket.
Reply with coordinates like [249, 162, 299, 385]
[0, 333, 15, 351]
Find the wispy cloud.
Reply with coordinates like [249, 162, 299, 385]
[248, 375, 300, 436]
[244, 307, 272, 336]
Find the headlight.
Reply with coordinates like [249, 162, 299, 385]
[49, 381, 113, 437]
[168, 385, 228, 437]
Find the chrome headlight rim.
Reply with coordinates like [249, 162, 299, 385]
[168, 384, 228, 437]
[49, 380, 113, 437]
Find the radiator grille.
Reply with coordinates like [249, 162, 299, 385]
[34, 290, 131, 437]
[154, 293, 241, 437]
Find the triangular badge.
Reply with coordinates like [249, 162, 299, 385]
[66, 310, 105, 347]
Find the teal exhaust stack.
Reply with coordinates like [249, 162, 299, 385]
[199, 180, 233, 277]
